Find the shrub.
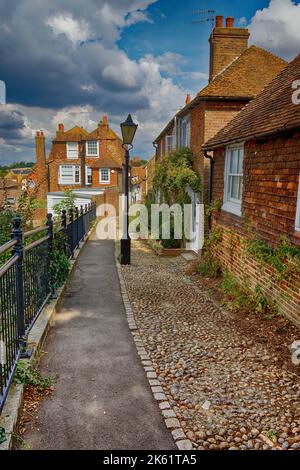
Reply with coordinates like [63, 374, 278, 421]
[196, 253, 222, 278]
[221, 271, 278, 317]
[50, 231, 70, 290]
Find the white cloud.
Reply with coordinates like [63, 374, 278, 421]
[126, 10, 153, 26]
[0, 0, 198, 162]
[46, 13, 92, 47]
[238, 17, 247, 26]
[249, 0, 300, 60]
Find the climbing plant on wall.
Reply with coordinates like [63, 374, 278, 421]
[153, 148, 201, 205]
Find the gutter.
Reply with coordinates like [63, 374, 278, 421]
[204, 150, 215, 230]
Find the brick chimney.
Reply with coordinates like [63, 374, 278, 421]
[35, 130, 46, 167]
[34, 130, 48, 197]
[98, 116, 109, 139]
[56, 123, 65, 137]
[209, 15, 249, 82]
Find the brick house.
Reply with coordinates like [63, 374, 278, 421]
[130, 158, 146, 202]
[24, 116, 125, 218]
[0, 178, 20, 208]
[202, 54, 300, 326]
[145, 155, 156, 197]
[48, 117, 124, 193]
[153, 16, 287, 204]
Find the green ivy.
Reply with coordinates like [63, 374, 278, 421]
[245, 236, 300, 280]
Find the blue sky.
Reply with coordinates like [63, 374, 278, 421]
[0, 0, 300, 165]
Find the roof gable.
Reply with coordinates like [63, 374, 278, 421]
[199, 46, 286, 98]
[203, 54, 300, 149]
[154, 46, 286, 143]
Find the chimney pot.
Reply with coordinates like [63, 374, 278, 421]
[40, 131, 44, 137]
[215, 15, 223, 28]
[103, 116, 108, 125]
[185, 94, 191, 105]
[58, 123, 64, 132]
[226, 17, 234, 28]
[36, 131, 40, 137]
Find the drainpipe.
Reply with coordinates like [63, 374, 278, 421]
[204, 150, 214, 230]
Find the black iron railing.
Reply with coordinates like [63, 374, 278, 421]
[0, 202, 96, 412]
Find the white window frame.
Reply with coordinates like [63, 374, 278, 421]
[296, 173, 300, 231]
[66, 142, 79, 159]
[86, 140, 99, 157]
[181, 116, 190, 148]
[222, 144, 244, 217]
[86, 166, 92, 186]
[99, 168, 110, 184]
[166, 135, 174, 155]
[59, 165, 81, 185]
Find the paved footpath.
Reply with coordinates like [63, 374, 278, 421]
[23, 234, 175, 450]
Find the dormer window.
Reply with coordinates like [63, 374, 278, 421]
[86, 140, 99, 157]
[66, 142, 78, 159]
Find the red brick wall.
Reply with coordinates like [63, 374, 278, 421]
[49, 141, 123, 192]
[212, 132, 300, 246]
[190, 99, 249, 202]
[210, 131, 300, 326]
[212, 227, 300, 327]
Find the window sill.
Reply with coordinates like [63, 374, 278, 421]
[222, 202, 242, 217]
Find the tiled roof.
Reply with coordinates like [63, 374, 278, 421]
[54, 126, 90, 142]
[199, 46, 286, 98]
[90, 155, 122, 169]
[55, 125, 121, 142]
[89, 127, 119, 140]
[203, 54, 300, 149]
[154, 46, 287, 144]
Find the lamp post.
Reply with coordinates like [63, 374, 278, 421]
[120, 114, 138, 265]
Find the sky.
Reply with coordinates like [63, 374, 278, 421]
[0, 0, 300, 165]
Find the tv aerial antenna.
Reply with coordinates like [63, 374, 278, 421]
[191, 9, 215, 29]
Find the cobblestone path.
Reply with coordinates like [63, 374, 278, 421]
[122, 241, 300, 451]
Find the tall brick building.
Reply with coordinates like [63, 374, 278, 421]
[48, 117, 124, 193]
[153, 16, 287, 203]
[203, 54, 300, 326]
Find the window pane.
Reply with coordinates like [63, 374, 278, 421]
[230, 176, 240, 200]
[230, 149, 238, 174]
[86, 166, 92, 184]
[100, 168, 110, 182]
[87, 141, 98, 155]
[75, 166, 80, 183]
[67, 142, 78, 158]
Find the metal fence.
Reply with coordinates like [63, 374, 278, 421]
[0, 202, 96, 412]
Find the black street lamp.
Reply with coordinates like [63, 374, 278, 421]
[120, 114, 138, 265]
